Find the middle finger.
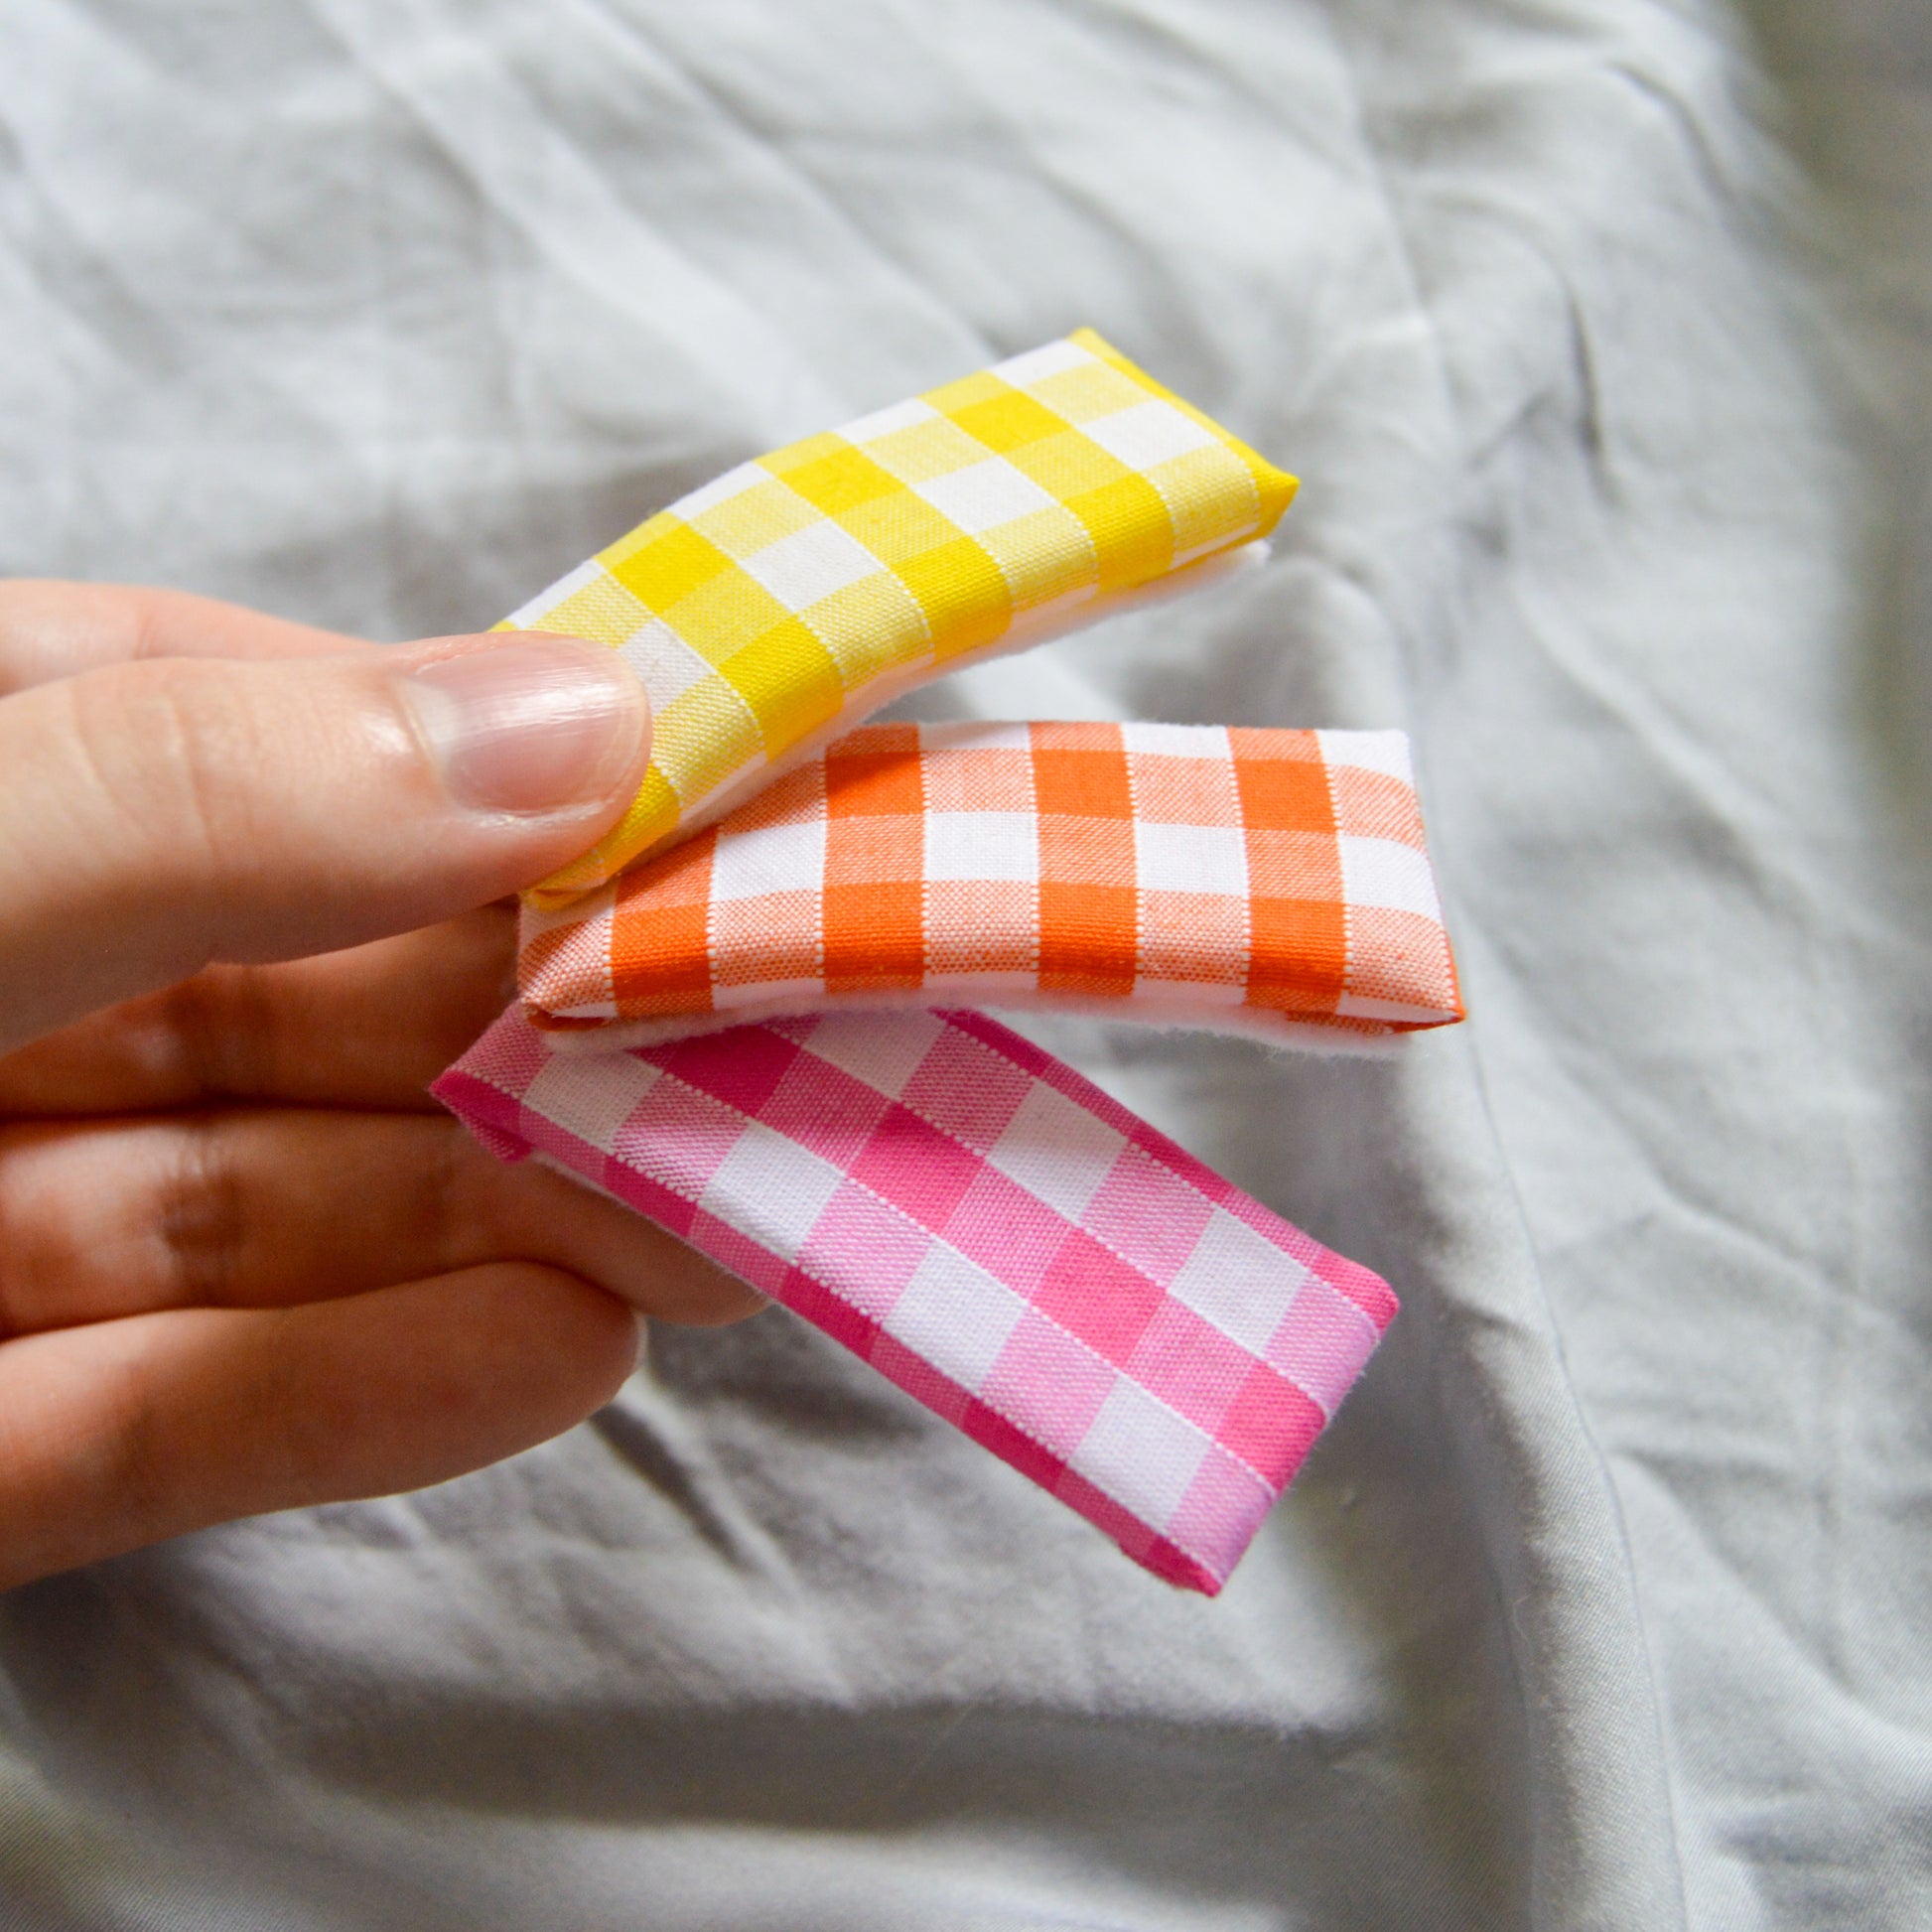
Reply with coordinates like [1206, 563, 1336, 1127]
[0, 1105, 759, 1335]
[0, 907, 518, 1116]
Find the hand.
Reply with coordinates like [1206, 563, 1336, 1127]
[0, 581, 759, 1590]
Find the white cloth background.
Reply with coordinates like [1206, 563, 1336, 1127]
[2, 2, 1929, 1925]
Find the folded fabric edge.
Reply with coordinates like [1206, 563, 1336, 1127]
[519, 539, 1273, 913]
[1066, 328, 1300, 524]
[528, 988, 1446, 1058]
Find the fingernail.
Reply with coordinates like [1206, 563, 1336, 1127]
[399, 637, 647, 815]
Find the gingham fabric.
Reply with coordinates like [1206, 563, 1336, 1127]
[519, 721, 1462, 1047]
[435, 337, 1440, 1590]
[433, 1004, 1397, 1594]
[502, 329, 1298, 906]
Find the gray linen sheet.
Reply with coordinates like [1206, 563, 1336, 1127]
[2, 2, 1929, 1925]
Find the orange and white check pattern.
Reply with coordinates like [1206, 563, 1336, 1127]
[502, 330, 1298, 905]
[520, 722, 1462, 1046]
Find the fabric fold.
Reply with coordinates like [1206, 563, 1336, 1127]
[433, 1004, 1397, 1594]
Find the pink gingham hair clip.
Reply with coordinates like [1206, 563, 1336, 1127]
[435, 1005, 1397, 1594]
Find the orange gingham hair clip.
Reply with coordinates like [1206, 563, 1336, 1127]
[519, 721, 1461, 1051]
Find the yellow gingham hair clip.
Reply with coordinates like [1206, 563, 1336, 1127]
[501, 329, 1298, 907]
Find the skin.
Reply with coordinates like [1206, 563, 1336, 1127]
[0, 581, 760, 1591]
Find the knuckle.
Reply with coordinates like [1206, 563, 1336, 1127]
[157, 966, 276, 1101]
[158, 1113, 249, 1307]
[429, 1124, 481, 1236]
[65, 658, 258, 891]
[411, 1123, 474, 1271]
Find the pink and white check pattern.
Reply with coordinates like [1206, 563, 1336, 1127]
[434, 1003, 1397, 1594]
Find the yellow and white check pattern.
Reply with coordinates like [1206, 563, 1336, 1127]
[503, 329, 1299, 906]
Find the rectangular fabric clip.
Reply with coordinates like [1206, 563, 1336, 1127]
[435, 1005, 1397, 1594]
[500, 330, 1299, 905]
[519, 720, 1462, 1049]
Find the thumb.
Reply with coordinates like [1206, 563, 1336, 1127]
[0, 632, 648, 1051]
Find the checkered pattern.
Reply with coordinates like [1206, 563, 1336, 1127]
[433, 1004, 1396, 1594]
[518, 721, 1462, 1045]
[501, 330, 1298, 906]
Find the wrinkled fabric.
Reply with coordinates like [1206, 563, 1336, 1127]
[2, 2, 1931, 1928]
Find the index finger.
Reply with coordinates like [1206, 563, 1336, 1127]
[0, 580, 366, 696]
